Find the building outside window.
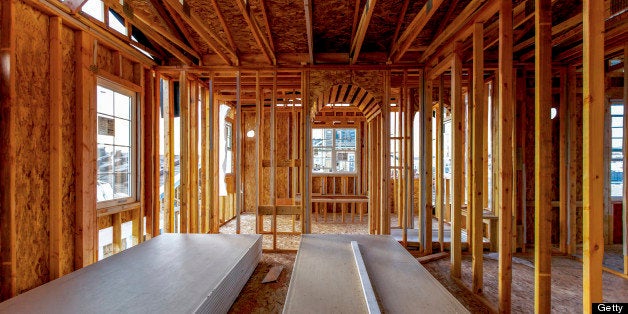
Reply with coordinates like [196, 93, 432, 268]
[96, 81, 137, 207]
[312, 128, 357, 173]
[610, 101, 623, 198]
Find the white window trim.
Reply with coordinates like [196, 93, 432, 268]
[96, 78, 140, 210]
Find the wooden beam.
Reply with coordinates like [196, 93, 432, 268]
[163, 0, 235, 65]
[425, 75, 433, 254]
[189, 82, 199, 233]
[208, 0, 237, 54]
[271, 73, 277, 247]
[235, 0, 275, 64]
[381, 72, 391, 235]
[534, 0, 552, 311]
[179, 71, 189, 233]
[164, 79, 175, 233]
[255, 72, 262, 234]
[582, 0, 605, 310]
[451, 43, 463, 279]
[49, 16, 63, 280]
[623, 44, 628, 275]
[567, 65, 578, 255]
[75, 31, 97, 267]
[210, 76, 220, 233]
[201, 81, 209, 234]
[498, 0, 513, 311]
[303, 0, 314, 64]
[257, 0, 275, 54]
[303, 71, 312, 233]
[428, 54, 455, 80]
[142, 68, 155, 238]
[102, 0, 197, 64]
[558, 68, 568, 254]
[349, 0, 377, 64]
[437, 76, 445, 249]
[389, 0, 409, 57]
[235, 72, 243, 234]
[471, 22, 484, 294]
[63, 0, 88, 13]
[390, 0, 444, 63]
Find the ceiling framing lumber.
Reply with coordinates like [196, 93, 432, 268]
[349, 0, 377, 64]
[304, 0, 314, 64]
[389, 0, 445, 63]
[147, 0, 199, 53]
[235, 0, 276, 65]
[63, 0, 89, 13]
[209, 0, 238, 54]
[103, 0, 198, 64]
[163, 0, 236, 65]
[389, 0, 410, 56]
[257, 0, 276, 53]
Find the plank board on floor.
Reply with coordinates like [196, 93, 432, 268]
[283, 234, 468, 313]
[0, 234, 262, 314]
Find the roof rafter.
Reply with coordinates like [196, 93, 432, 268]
[257, 0, 275, 54]
[388, 0, 410, 56]
[389, 0, 445, 63]
[163, 0, 237, 65]
[209, 0, 237, 54]
[304, 0, 314, 64]
[235, 0, 276, 65]
[102, 0, 196, 64]
[148, 0, 202, 54]
[349, 0, 377, 64]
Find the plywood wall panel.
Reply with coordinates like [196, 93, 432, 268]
[96, 45, 113, 74]
[14, 1, 50, 293]
[120, 57, 135, 83]
[243, 110, 256, 211]
[61, 26, 76, 276]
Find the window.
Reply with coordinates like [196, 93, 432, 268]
[610, 101, 624, 197]
[81, 0, 104, 22]
[97, 81, 137, 207]
[312, 128, 357, 173]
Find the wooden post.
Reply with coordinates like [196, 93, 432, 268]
[179, 71, 189, 233]
[164, 79, 175, 233]
[582, 0, 605, 309]
[498, 0, 513, 311]
[75, 31, 97, 267]
[210, 76, 220, 233]
[201, 81, 209, 233]
[303, 71, 312, 234]
[425, 75, 433, 254]
[559, 68, 568, 253]
[568, 65, 578, 255]
[535, 0, 552, 311]
[451, 43, 463, 279]
[401, 71, 408, 245]
[381, 71, 391, 235]
[189, 81, 199, 233]
[235, 71, 242, 234]
[112, 213, 122, 254]
[623, 44, 628, 275]
[152, 72, 161, 236]
[255, 72, 262, 234]
[437, 76, 445, 249]
[271, 73, 277, 248]
[49, 16, 63, 279]
[471, 22, 484, 294]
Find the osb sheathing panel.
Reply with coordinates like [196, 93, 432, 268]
[120, 57, 136, 83]
[97, 45, 114, 74]
[124, 0, 171, 34]
[264, 0, 308, 53]
[61, 26, 76, 276]
[275, 111, 290, 198]
[185, 0, 233, 53]
[14, 1, 50, 293]
[214, 0, 259, 54]
[243, 111, 256, 211]
[312, 0, 353, 53]
[261, 109, 270, 205]
[362, 0, 402, 53]
[183, 22, 213, 56]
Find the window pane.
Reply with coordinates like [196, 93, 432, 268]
[611, 105, 624, 116]
[115, 118, 131, 146]
[108, 10, 127, 35]
[612, 138, 623, 149]
[612, 151, 623, 161]
[114, 146, 131, 174]
[335, 129, 356, 149]
[114, 172, 131, 198]
[97, 115, 115, 145]
[312, 128, 332, 147]
[82, 0, 104, 22]
[313, 148, 332, 173]
[114, 92, 131, 120]
[97, 173, 114, 202]
[612, 116, 623, 127]
[98, 144, 114, 173]
[336, 151, 355, 172]
[97, 86, 114, 116]
[612, 127, 623, 139]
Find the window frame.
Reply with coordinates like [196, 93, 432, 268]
[96, 78, 140, 210]
[312, 127, 358, 174]
[610, 99, 624, 199]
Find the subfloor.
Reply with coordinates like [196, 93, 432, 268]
[225, 213, 628, 313]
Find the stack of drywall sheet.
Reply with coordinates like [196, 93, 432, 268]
[284, 234, 468, 314]
[0, 234, 261, 314]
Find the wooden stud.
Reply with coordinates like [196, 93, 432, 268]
[451, 43, 463, 279]
[471, 22, 484, 294]
[75, 31, 97, 267]
[164, 79, 175, 233]
[152, 73, 161, 237]
[235, 71, 242, 234]
[210, 76, 220, 233]
[401, 72, 408, 245]
[112, 213, 122, 254]
[349, 0, 377, 64]
[49, 16, 63, 280]
[623, 44, 628, 275]
[382, 71, 391, 235]
[256, 72, 262, 234]
[568, 66, 578, 255]
[179, 71, 189, 233]
[302, 71, 312, 234]
[534, 0, 552, 311]
[189, 81, 199, 233]
[271, 73, 277, 248]
[142, 68, 155, 239]
[201, 83, 209, 234]
[498, 0, 513, 311]
[424, 75, 433, 254]
[437, 75, 445, 250]
[582, 0, 605, 310]
[559, 68, 568, 253]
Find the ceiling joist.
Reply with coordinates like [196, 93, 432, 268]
[303, 0, 314, 64]
[163, 0, 237, 65]
[349, 0, 377, 64]
[209, 0, 238, 54]
[235, 0, 276, 65]
[390, 0, 445, 63]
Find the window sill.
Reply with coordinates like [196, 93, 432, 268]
[97, 201, 141, 217]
